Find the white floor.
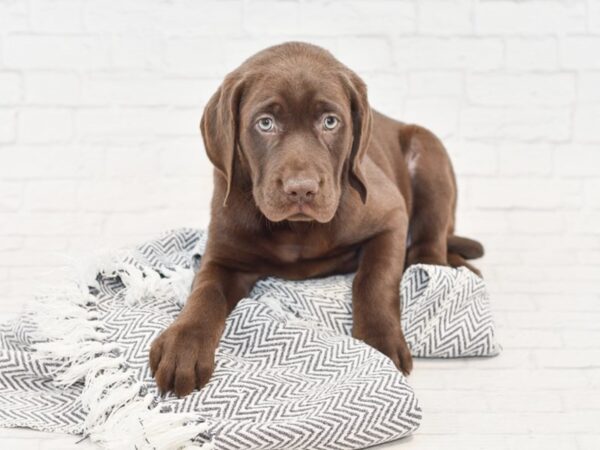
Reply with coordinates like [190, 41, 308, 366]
[1, 291, 599, 450]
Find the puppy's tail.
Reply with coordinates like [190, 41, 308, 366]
[447, 235, 484, 260]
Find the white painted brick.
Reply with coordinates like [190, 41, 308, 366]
[467, 74, 575, 106]
[507, 211, 565, 234]
[555, 144, 600, 176]
[299, 1, 416, 36]
[450, 141, 497, 176]
[497, 144, 553, 176]
[518, 247, 579, 266]
[243, 1, 300, 35]
[4, 35, 110, 69]
[75, 108, 164, 137]
[586, 180, 600, 209]
[0, 109, 16, 142]
[165, 37, 279, 76]
[560, 37, 600, 69]
[105, 145, 160, 178]
[110, 35, 165, 71]
[567, 211, 600, 234]
[404, 98, 459, 138]
[82, 76, 162, 106]
[505, 38, 558, 71]
[82, 75, 215, 107]
[460, 107, 571, 141]
[579, 250, 600, 264]
[427, 411, 597, 434]
[24, 180, 78, 212]
[417, 0, 472, 35]
[18, 108, 72, 143]
[563, 391, 600, 411]
[159, 140, 211, 178]
[475, 1, 586, 35]
[573, 105, 600, 142]
[0, 236, 24, 252]
[491, 293, 537, 311]
[0, 145, 104, 179]
[590, 0, 600, 32]
[487, 392, 563, 412]
[407, 71, 462, 97]
[0, 181, 23, 212]
[561, 330, 600, 348]
[155, 108, 203, 136]
[535, 350, 600, 369]
[498, 312, 600, 332]
[0, 0, 29, 33]
[24, 72, 80, 105]
[501, 329, 562, 349]
[578, 72, 600, 103]
[362, 73, 408, 118]
[0, 72, 22, 104]
[160, 177, 213, 209]
[333, 38, 393, 72]
[0, 213, 103, 236]
[484, 235, 574, 255]
[506, 436, 580, 450]
[104, 211, 189, 236]
[82, 0, 155, 32]
[533, 294, 600, 312]
[417, 390, 488, 412]
[0, 437, 42, 450]
[156, 1, 244, 36]
[579, 435, 600, 450]
[394, 37, 504, 70]
[77, 180, 167, 212]
[30, 0, 83, 33]
[466, 349, 535, 370]
[0, 248, 75, 268]
[469, 179, 581, 210]
[22, 236, 69, 252]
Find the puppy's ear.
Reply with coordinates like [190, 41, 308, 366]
[200, 73, 245, 207]
[342, 70, 372, 204]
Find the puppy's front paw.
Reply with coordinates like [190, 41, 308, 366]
[354, 328, 413, 375]
[149, 322, 217, 397]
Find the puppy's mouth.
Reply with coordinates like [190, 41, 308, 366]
[255, 189, 339, 224]
[285, 205, 317, 222]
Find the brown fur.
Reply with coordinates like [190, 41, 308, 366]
[150, 42, 484, 397]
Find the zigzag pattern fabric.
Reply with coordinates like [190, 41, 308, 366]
[0, 228, 499, 449]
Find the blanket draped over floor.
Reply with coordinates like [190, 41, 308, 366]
[0, 228, 500, 449]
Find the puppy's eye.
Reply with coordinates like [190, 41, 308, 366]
[323, 115, 339, 130]
[257, 117, 274, 132]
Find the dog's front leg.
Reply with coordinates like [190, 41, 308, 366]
[150, 261, 257, 397]
[352, 220, 413, 375]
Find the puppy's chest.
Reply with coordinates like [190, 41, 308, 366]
[270, 240, 329, 263]
[264, 232, 346, 263]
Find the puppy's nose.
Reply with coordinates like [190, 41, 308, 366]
[283, 178, 319, 203]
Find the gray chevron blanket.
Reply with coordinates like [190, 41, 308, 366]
[0, 228, 500, 449]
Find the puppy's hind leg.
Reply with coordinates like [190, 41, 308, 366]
[403, 126, 484, 277]
[403, 125, 454, 269]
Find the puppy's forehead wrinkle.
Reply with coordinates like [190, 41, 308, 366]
[247, 85, 346, 121]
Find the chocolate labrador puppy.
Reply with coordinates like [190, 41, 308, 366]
[150, 42, 483, 397]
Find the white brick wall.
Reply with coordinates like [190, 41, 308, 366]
[1, 0, 599, 315]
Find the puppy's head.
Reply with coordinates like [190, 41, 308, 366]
[201, 42, 372, 223]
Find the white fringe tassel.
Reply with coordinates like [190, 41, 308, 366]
[30, 252, 212, 449]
